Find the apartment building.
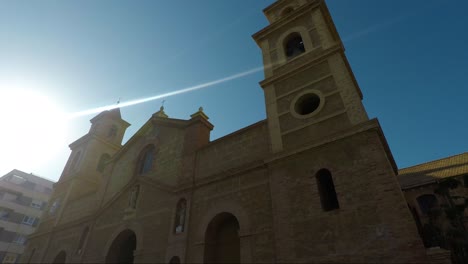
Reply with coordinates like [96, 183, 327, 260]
[0, 169, 54, 263]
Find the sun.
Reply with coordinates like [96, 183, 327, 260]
[0, 88, 68, 174]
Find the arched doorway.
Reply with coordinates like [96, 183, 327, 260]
[105, 229, 137, 264]
[204, 212, 240, 263]
[169, 256, 181, 263]
[52, 251, 66, 264]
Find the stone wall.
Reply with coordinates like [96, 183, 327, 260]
[103, 125, 185, 204]
[268, 127, 427, 263]
[187, 167, 275, 263]
[196, 121, 270, 180]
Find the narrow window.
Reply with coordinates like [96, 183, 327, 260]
[0, 208, 11, 219]
[416, 194, 437, 215]
[12, 234, 27, 245]
[316, 169, 339, 211]
[77, 226, 89, 255]
[138, 145, 155, 175]
[22, 215, 36, 225]
[97, 153, 111, 172]
[174, 199, 187, 234]
[169, 256, 181, 264]
[284, 33, 305, 59]
[108, 125, 118, 138]
[2, 254, 17, 263]
[281, 6, 294, 17]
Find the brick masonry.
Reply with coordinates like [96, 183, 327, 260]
[22, 0, 430, 263]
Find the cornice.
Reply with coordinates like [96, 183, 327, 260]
[253, 1, 320, 42]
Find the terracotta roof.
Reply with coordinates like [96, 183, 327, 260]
[398, 152, 468, 189]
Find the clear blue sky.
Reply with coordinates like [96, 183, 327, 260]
[0, 0, 467, 182]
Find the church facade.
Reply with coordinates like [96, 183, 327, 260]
[23, 0, 429, 263]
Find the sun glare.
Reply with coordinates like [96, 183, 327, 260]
[0, 88, 67, 174]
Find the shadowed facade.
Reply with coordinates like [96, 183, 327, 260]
[22, 0, 429, 263]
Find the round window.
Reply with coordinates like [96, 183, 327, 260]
[294, 92, 321, 116]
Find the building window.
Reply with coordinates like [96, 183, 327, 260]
[44, 187, 53, 195]
[21, 180, 36, 190]
[169, 256, 181, 264]
[293, 92, 322, 116]
[417, 194, 438, 215]
[97, 153, 111, 173]
[281, 6, 294, 17]
[284, 32, 305, 59]
[137, 145, 155, 175]
[316, 169, 340, 211]
[2, 254, 17, 264]
[30, 200, 43, 209]
[13, 234, 27, 245]
[0, 208, 10, 219]
[22, 215, 36, 226]
[77, 226, 89, 255]
[3, 192, 18, 201]
[174, 199, 187, 234]
[108, 125, 118, 138]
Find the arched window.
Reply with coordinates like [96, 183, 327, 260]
[137, 145, 155, 175]
[77, 226, 89, 255]
[316, 169, 339, 211]
[416, 194, 438, 215]
[174, 199, 187, 234]
[284, 32, 305, 59]
[97, 153, 111, 172]
[281, 6, 294, 17]
[169, 256, 181, 264]
[108, 125, 118, 138]
[52, 251, 66, 264]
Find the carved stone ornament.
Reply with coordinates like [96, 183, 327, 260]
[128, 185, 140, 209]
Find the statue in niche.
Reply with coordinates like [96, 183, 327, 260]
[49, 198, 61, 215]
[175, 199, 187, 233]
[129, 185, 140, 209]
[107, 125, 118, 138]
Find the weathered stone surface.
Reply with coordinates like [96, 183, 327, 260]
[22, 1, 430, 263]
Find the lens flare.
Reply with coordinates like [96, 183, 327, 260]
[67, 65, 266, 118]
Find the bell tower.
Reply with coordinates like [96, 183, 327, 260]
[61, 108, 130, 181]
[252, 1, 429, 262]
[253, 0, 368, 153]
[48, 108, 130, 225]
